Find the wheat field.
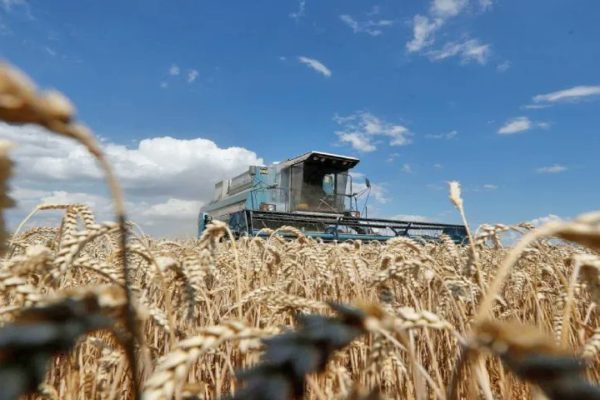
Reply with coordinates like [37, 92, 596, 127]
[1, 64, 600, 400]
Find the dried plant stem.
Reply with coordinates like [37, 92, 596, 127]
[52, 141, 139, 398]
[377, 328, 445, 400]
[8, 205, 41, 256]
[476, 227, 550, 321]
[560, 261, 582, 347]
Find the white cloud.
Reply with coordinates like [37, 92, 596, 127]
[336, 132, 376, 152]
[426, 130, 457, 139]
[406, 15, 442, 52]
[496, 60, 510, 72]
[428, 38, 491, 64]
[347, 173, 388, 208]
[339, 13, 394, 37]
[139, 198, 200, 220]
[536, 121, 551, 129]
[468, 184, 499, 193]
[168, 64, 180, 76]
[352, 181, 388, 204]
[0, 123, 263, 236]
[187, 69, 199, 83]
[497, 116, 531, 134]
[8, 187, 114, 229]
[522, 104, 550, 110]
[11, 187, 201, 237]
[339, 15, 359, 31]
[459, 40, 491, 64]
[297, 56, 332, 77]
[533, 85, 600, 104]
[289, 0, 306, 20]
[529, 214, 563, 227]
[164, 65, 198, 85]
[406, 0, 493, 65]
[430, 0, 468, 18]
[401, 163, 413, 174]
[44, 46, 57, 57]
[536, 164, 567, 174]
[334, 112, 413, 152]
[497, 116, 549, 134]
[40, 191, 111, 211]
[386, 153, 400, 163]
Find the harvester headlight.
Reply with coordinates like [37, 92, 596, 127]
[259, 202, 276, 211]
[346, 210, 360, 218]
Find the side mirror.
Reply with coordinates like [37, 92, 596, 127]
[365, 177, 371, 189]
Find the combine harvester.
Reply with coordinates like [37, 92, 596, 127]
[198, 151, 467, 243]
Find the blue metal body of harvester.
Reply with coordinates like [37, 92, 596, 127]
[198, 151, 468, 243]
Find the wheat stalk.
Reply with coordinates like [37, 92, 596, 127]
[142, 321, 275, 400]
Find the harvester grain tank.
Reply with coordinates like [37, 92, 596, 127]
[198, 151, 467, 242]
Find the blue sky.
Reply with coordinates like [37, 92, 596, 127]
[0, 0, 599, 235]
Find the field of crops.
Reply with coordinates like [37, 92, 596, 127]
[2, 204, 600, 400]
[2, 64, 600, 400]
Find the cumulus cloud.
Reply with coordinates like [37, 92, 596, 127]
[532, 85, 600, 104]
[352, 180, 388, 204]
[347, 172, 388, 207]
[406, 15, 442, 52]
[339, 11, 394, 37]
[406, 0, 493, 65]
[334, 112, 413, 152]
[7, 187, 113, 230]
[386, 153, 400, 163]
[169, 64, 180, 76]
[0, 123, 263, 236]
[430, 0, 468, 18]
[497, 116, 549, 135]
[428, 38, 491, 64]
[536, 164, 567, 174]
[138, 198, 201, 222]
[522, 104, 550, 110]
[44, 46, 57, 57]
[496, 60, 511, 72]
[163, 65, 200, 87]
[426, 130, 458, 140]
[401, 163, 413, 174]
[406, 0, 470, 53]
[297, 56, 332, 77]
[336, 132, 376, 152]
[497, 116, 531, 134]
[187, 69, 199, 83]
[529, 214, 563, 227]
[12, 187, 202, 237]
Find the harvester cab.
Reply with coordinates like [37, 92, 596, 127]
[198, 151, 468, 243]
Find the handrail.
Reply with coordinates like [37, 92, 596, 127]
[250, 210, 465, 230]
